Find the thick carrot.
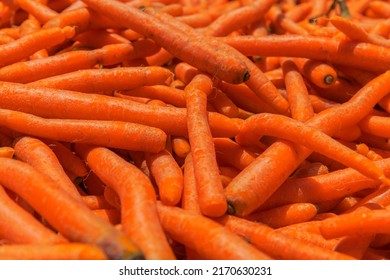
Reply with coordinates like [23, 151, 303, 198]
[0, 108, 167, 153]
[0, 158, 142, 259]
[0, 82, 240, 138]
[0, 26, 75, 68]
[76, 144, 175, 260]
[216, 215, 355, 260]
[0, 184, 67, 244]
[222, 34, 390, 73]
[185, 74, 227, 217]
[13, 136, 83, 201]
[83, 0, 250, 84]
[145, 149, 184, 206]
[0, 243, 107, 260]
[0, 41, 159, 83]
[226, 70, 390, 217]
[29, 66, 173, 93]
[156, 202, 272, 260]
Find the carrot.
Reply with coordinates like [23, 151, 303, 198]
[281, 59, 314, 121]
[359, 115, 390, 139]
[81, 195, 113, 210]
[156, 202, 272, 260]
[208, 88, 239, 118]
[0, 158, 141, 259]
[92, 209, 121, 225]
[222, 34, 390, 73]
[13, 136, 83, 201]
[42, 139, 88, 178]
[181, 154, 201, 214]
[368, 1, 390, 19]
[226, 70, 390, 217]
[0, 184, 67, 244]
[16, 0, 58, 24]
[145, 149, 184, 206]
[0, 147, 14, 159]
[0, 26, 75, 68]
[0, 82, 240, 138]
[75, 144, 175, 260]
[0, 243, 107, 260]
[0, 41, 159, 83]
[330, 15, 390, 48]
[42, 7, 90, 33]
[75, 29, 129, 49]
[103, 186, 121, 210]
[29, 66, 173, 93]
[171, 136, 191, 158]
[216, 215, 355, 260]
[83, 0, 250, 84]
[266, 5, 309, 35]
[0, 108, 167, 153]
[244, 203, 318, 228]
[185, 74, 227, 217]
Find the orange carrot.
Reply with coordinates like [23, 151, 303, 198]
[0, 147, 14, 159]
[0, 158, 142, 259]
[76, 144, 175, 260]
[81, 195, 113, 210]
[171, 136, 191, 158]
[145, 149, 184, 206]
[156, 202, 272, 260]
[185, 74, 227, 217]
[0, 243, 107, 260]
[42, 7, 90, 33]
[181, 154, 201, 214]
[0, 108, 167, 153]
[0, 184, 67, 244]
[16, 0, 58, 24]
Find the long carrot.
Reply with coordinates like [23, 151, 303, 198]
[75, 144, 176, 260]
[0, 184, 67, 245]
[0, 82, 240, 138]
[13, 136, 83, 201]
[0, 108, 167, 153]
[0, 157, 142, 259]
[0, 26, 75, 68]
[83, 0, 250, 84]
[16, 0, 59, 24]
[0, 243, 107, 260]
[156, 202, 272, 260]
[29, 66, 173, 93]
[185, 74, 227, 217]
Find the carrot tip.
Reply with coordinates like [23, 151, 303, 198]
[323, 74, 335, 85]
[227, 201, 236, 215]
[243, 71, 251, 82]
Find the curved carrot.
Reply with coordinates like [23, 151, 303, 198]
[235, 112, 390, 186]
[0, 26, 75, 68]
[0, 108, 167, 153]
[244, 203, 318, 228]
[216, 215, 355, 260]
[0, 158, 142, 260]
[83, 0, 250, 84]
[29, 66, 173, 93]
[156, 202, 272, 260]
[76, 144, 175, 260]
[185, 74, 227, 217]
[0, 82, 240, 138]
[222, 34, 390, 73]
[16, 0, 58, 24]
[225, 70, 390, 217]
[13, 136, 83, 201]
[145, 149, 184, 206]
[0, 184, 67, 244]
[0, 243, 107, 260]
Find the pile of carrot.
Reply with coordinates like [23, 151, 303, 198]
[0, 0, 389, 260]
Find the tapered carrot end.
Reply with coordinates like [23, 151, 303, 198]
[62, 26, 76, 39]
[200, 199, 228, 218]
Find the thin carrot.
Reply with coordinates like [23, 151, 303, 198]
[0, 184, 67, 244]
[13, 136, 83, 201]
[145, 149, 184, 206]
[156, 202, 272, 260]
[75, 29, 130, 49]
[185, 74, 227, 217]
[181, 154, 201, 214]
[42, 7, 90, 33]
[16, 0, 58, 24]
[0, 108, 167, 153]
[208, 87, 239, 118]
[0, 26, 75, 68]
[29, 66, 173, 93]
[42, 139, 88, 178]
[0, 41, 158, 83]
[75, 144, 176, 260]
[266, 5, 310, 35]
[0, 157, 142, 259]
[0, 243, 107, 260]
[83, 0, 250, 84]
[0, 82, 240, 138]
[216, 215, 355, 260]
